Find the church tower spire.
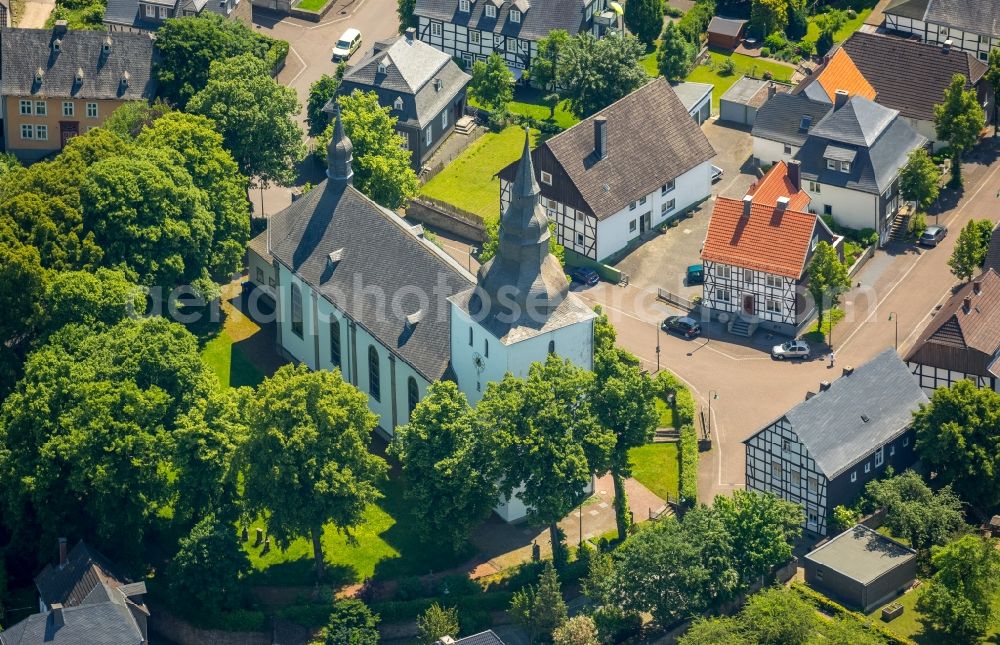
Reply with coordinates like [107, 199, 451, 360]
[324, 100, 353, 186]
[472, 129, 568, 321]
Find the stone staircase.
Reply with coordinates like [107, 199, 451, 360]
[454, 115, 477, 135]
[728, 316, 757, 338]
[653, 427, 679, 443]
[889, 204, 915, 241]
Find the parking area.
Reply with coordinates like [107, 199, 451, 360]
[612, 118, 757, 296]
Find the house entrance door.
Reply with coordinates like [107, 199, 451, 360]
[640, 212, 651, 233]
[743, 294, 755, 315]
[59, 121, 79, 148]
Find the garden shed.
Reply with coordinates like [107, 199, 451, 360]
[707, 16, 746, 50]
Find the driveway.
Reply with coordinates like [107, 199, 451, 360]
[613, 118, 757, 298]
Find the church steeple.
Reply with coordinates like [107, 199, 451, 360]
[472, 129, 567, 321]
[324, 100, 353, 186]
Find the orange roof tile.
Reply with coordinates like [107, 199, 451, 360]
[816, 48, 877, 102]
[745, 161, 812, 210]
[701, 197, 818, 279]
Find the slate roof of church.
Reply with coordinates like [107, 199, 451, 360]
[0, 601, 144, 645]
[265, 180, 474, 381]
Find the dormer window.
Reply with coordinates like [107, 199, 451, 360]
[52, 38, 61, 52]
[484, 3, 495, 17]
[459, 0, 469, 11]
[120, 71, 130, 88]
[393, 96, 403, 110]
[103, 36, 112, 53]
[841, 161, 851, 173]
[509, 8, 521, 22]
[327, 248, 345, 268]
[377, 61, 386, 74]
[75, 67, 84, 84]
[826, 158, 837, 171]
[34, 67, 44, 84]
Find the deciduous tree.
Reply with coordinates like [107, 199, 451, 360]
[948, 218, 994, 281]
[917, 535, 1000, 640]
[416, 603, 459, 645]
[678, 617, 748, 645]
[479, 356, 614, 566]
[390, 381, 497, 553]
[530, 30, 571, 93]
[397, 0, 417, 34]
[806, 241, 849, 333]
[317, 599, 380, 645]
[553, 615, 599, 645]
[749, 0, 789, 37]
[984, 48, 1000, 136]
[740, 586, 817, 645]
[470, 53, 514, 112]
[188, 53, 305, 188]
[912, 381, 1000, 511]
[166, 513, 250, 615]
[242, 364, 388, 580]
[935, 73, 985, 186]
[625, 0, 664, 48]
[899, 147, 941, 211]
[712, 490, 802, 588]
[510, 562, 568, 641]
[658, 21, 696, 81]
[39, 268, 142, 340]
[307, 71, 343, 136]
[558, 32, 648, 117]
[864, 470, 966, 554]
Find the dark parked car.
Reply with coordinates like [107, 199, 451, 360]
[569, 267, 600, 286]
[918, 225, 947, 247]
[662, 315, 701, 338]
[686, 264, 704, 285]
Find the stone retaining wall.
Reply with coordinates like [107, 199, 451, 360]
[406, 197, 486, 242]
[151, 608, 271, 645]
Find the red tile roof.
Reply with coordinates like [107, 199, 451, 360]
[701, 197, 819, 279]
[745, 161, 811, 210]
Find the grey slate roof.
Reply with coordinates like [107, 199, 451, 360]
[805, 525, 916, 585]
[340, 35, 470, 129]
[752, 92, 832, 146]
[707, 15, 746, 37]
[671, 81, 713, 113]
[35, 542, 133, 609]
[451, 630, 507, 645]
[104, 0, 232, 29]
[413, 0, 588, 42]
[985, 222, 1000, 273]
[0, 602, 144, 645]
[778, 349, 928, 479]
[0, 27, 156, 100]
[796, 96, 926, 194]
[840, 32, 987, 123]
[525, 78, 716, 219]
[884, 0, 930, 20]
[267, 180, 474, 381]
[924, 0, 1000, 38]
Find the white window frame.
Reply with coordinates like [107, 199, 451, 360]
[771, 461, 782, 477]
[459, 0, 470, 12]
[826, 158, 838, 171]
[86, 102, 98, 118]
[441, 109, 448, 129]
[425, 126, 432, 147]
[661, 199, 675, 214]
[540, 170, 552, 185]
[143, 3, 154, 16]
[35, 101, 47, 116]
[377, 62, 387, 74]
[766, 299, 781, 314]
[431, 21, 442, 36]
[864, 462, 871, 473]
[62, 101, 74, 117]
[841, 161, 851, 173]
[661, 179, 675, 194]
[158, 5, 168, 17]
[509, 8, 521, 22]
[875, 446, 884, 467]
[639, 195, 647, 205]
[470, 30, 480, 44]
[716, 288, 731, 303]
[393, 96, 403, 110]
[35, 125, 48, 141]
[850, 470, 857, 482]
[716, 265, 731, 279]
[629, 201, 636, 211]
[809, 181, 821, 193]
[766, 275, 782, 288]
[484, 3, 495, 17]
[783, 144, 792, 154]
[20, 124, 33, 139]
[629, 219, 637, 232]
[19, 100, 32, 115]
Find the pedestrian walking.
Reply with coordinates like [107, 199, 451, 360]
[829, 351, 836, 368]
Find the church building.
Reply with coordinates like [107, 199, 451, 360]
[246, 116, 594, 522]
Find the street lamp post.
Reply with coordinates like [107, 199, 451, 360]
[655, 323, 661, 372]
[707, 390, 718, 439]
[889, 312, 898, 349]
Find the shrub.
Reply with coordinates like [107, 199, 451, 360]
[764, 32, 787, 52]
[654, 371, 695, 427]
[664, 4, 683, 18]
[847, 8, 857, 19]
[396, 576, 426, 601]
[790, 583, 912, 645]
[798, 39, 816, 57]
[816, 30, 835, 57]
[677, 0, 716, 43]
[761, 47, 771, 58]
[278, 603, 334, 628]
[718, 58, 736, 75]
[459, 608, 492, 635]
[437, 574, 481, 598]
[679, 423, 699, 506]
[206, 609, 268, 632]
[592, 605, 643, 643]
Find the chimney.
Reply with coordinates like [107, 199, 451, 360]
[50, 604, 65, 627]
[768, 82, 776, 99]
[943, 39, 952, 52]
[53, 19, 68, 35]
[973, 280, 982, 295]
[823, 54, 831, 65]
[405, 27, 415, 42]
[776, 196, 790, 211]
[819, 381, 831, 391]
[788, 160, 801, 191]
[742, 194, 753, 218]
[594, 116, 608, 160]
[58, 537, 67, 567]
[842, 366, 854, 376]
[834, 89, 850, 111]
[963, 296, 972, 311]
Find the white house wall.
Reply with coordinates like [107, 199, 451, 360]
[417, 17, 538, 70]
[753, 136, 799, 166]
[885, 13, 1000, 62]
[804, 182, 878, 232]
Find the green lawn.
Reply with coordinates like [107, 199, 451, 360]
[296, 0, 332, 10]
[470, 87, 580, 130]
[866, 583, 1000, 644]
[654, 397, 674, 428]
[201, 330, 266, 389]
[803, 307, 845, 345]
[420, 126, 536, 222]
[686, 51, 794, 111]
[244, 479, 472, 587]
[640, 51, 659, 78]
[628, 442, 680, 501]
[803, 9, 873, 46]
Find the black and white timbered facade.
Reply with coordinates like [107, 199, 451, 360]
[884, 0, 1000, 62]
[745, 349, 928, 535]
[413, 0, 609, 73]
[702, 260, 804, 334]
[497, 79, 716, 263]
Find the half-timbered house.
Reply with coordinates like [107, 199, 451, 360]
[904, 268, 1000, 395]
[700, 162, 839, 337]
[883, 0, 1000, 62]
[497, 78, 716, 263]
[413, 0, 611, 74]
[744, 349, 928, 535]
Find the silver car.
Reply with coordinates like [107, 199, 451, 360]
[772, 340, 811, 360]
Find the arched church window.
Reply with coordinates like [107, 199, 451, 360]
[368, 345, 381, 401]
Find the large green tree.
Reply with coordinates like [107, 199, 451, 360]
[307, 71, 343, 136]
[390, 381, 497, 553]
[912, 380, 1000, 512]
[38, 268, 142, 340]
[806, 241, 850, 333]
[336, 90, 420, 209]
[478, 356, 614, 566]
[470, 53, 514, 112]
[317, 599, 380, 645]
[658, 21, 696, 81]
[510, 562, 568, 642]
[397, 0, 417, 33]
[740, 586, 817, 645]
[591, 308, 656, 541]
[679, 617, 749, 645]
[242, 364, 388, 580]
[899, 147, 941, 212]
[917, 535, 1000, 640]
[154, 13, 287, 107]
[935, 73, 985, 185]
[712, 490, 802, 588]
[166, 513, 251, 615]
[188, 53, 305, 188]
[986, 48, 1000, 137]
[530, 30, 571, 93]
[625, 0, 664, 48]
[864, 470, 966, 554]
[749, 0, 789, 37]
[558, 32, 648, 117]
[948, 218, 994, 281]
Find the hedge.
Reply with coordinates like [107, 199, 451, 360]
[371, 591, 514, 623]
[679, 423, 698, 506]
[654, 371, 695, 428]
[790, 583, 916, 645]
